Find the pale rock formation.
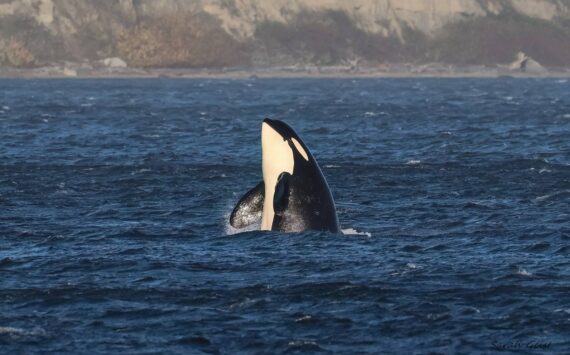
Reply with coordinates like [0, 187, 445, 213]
[1, 0, 568, 41]
[99, 57, 128, 68]
[510, 51, 547, 73]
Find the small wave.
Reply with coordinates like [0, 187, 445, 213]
[406, 159, 421, 165]
[563, 114, 570, 119]
[287, 340, 322, 351]
[535, 190, 570, 202]
[556, 79, 568, 84]
[0, 257, 15, 267]
[295, 315, 313, 323]
[225, 223, 261, 235]
[342, 228, 371, 237]
[390, 262, 421, 276]
[0, 326, 47, 339]
[516, 268, 532, 277]
[228, 297, 263, 310]
[131, 168, 152, 175]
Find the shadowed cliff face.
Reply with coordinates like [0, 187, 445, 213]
[0, 0, 569, 68]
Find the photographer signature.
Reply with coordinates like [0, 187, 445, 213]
[492, 340, 552, 351]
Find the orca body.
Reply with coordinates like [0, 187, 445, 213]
[230, 119, 340, 233]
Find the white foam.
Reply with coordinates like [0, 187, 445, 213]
[516, 268, 532, 277]
[535, 190, 570, 202]
[342, 228, 371, 237]
[131, 168, 151, 175]
[295, 315, 313, 322]
[288, 340, 318, 347]
[0, 326, 46, 337]
[406, 159, 421, 165]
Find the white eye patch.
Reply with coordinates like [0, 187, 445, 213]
[291, 138, 309, 161]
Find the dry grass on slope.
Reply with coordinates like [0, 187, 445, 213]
[116, 12, 247, 68]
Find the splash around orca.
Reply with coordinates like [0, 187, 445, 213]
[230, 118, 340, 233]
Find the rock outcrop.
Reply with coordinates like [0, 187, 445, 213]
[509, 51, 547, 73]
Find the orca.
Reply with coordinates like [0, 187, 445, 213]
[230, 118, 340, 233]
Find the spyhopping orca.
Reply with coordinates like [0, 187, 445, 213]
[230, 119, 340, 233]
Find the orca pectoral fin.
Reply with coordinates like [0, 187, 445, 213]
[273, 172, 291, 214]
[230, 181, 265, 228]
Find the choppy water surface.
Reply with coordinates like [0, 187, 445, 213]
[1, 78, 569, 353]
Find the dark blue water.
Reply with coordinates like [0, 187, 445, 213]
[1, 78, 569, 354]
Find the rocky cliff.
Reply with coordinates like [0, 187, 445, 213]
[1, 0, 569, 68]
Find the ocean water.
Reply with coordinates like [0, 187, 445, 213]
[0, 78, 569, 354]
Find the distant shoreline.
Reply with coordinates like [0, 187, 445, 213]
[1, 66, 570, 79]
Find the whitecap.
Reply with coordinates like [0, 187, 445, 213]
[228, 297, 258, 310]
[563, 114, 570, 118]
[535, 190, 570, 202]
[556, 79, 568, 84]
[0, 326, 46, 338]
[2, 106, 10, 110]
[516, 268, 532, 277]
[342, 228, 371, 237]
[288, 340, 318, 347]
[324, 164, 341, 168]
[131, 168, 151, 175]
[295, 315, 313, 322]
[406, 159, 421, 165]
[406, 263, 418, 269]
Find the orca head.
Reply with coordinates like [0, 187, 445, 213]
[262, 118, 310, 164]
[260, 118, 310, 230]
